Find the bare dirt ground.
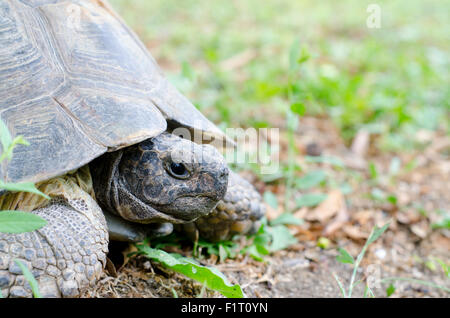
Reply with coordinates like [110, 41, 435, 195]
[83, 117, 449, 298]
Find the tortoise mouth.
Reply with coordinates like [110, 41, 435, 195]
[110, 176, 222, 225]
[152, 194, 220, 223]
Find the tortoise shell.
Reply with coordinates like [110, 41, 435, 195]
[0, 0, 227, 184]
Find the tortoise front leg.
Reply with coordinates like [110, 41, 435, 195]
[0, 198, 108, 298]
[104, 210, 173, 242]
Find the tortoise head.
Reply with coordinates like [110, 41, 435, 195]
[90, 132, 229, 224]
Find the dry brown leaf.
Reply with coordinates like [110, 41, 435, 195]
[293, 207, 308, 219]
[343, 153, 367, 170]
[351, 129, 370, 157]
[292, 226, 319, 241]
[353, 210, 374, 225]
[428, 233, 450, 252]
[120, 244, 138, 271]
[425, 136, 450, 157]
[105, 257, 118, 278]
[306, 190, 345, 223]
[342, 225, 369, 241]
[266, 203, 284, 221]
[396, 210, 421, 225]
[219, 49, 257, 71]
[410, 221, 429, 239]
[323, 205, 349, 236]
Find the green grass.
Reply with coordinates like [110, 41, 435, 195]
[111, 0, 449, 153]
[134, 242, 244, 298]
[0, 120, 49, 298]
[108, 0, 449, 297]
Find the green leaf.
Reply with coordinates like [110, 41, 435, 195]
[367, 222, 390, 245]
[388, 157, 401, 176]
[0, 119, 13, 151]
[181, 61, 196, 81]
[433, 258, 449, 278]
[0, 211, 47, 234]
[260, 171, 284, 183]
[245, 245, 265, 262]
[431, 217, 450, 230]
[263, 191, 278, 209]
[270, 213, 303, 226]
[290, 102, 306, 116]
[425, 260, 437, 271]
[10, 135, 29, 147]
[339, 182, 353, 195]
[336, 248, 355, 264]
[289, 39, 301, 71]
[370, 188, 386, 201]
[267, 225, 297, 252]
[14, 259, 41, 298]
[295, 193, 327, 208]
[0, 181, 50, 199]
[386, 284, 396, 297]
[136, 244, 244, 298]
[0, 136, 29, 162]
[218, 244, 228, 263]
[369, 162, 378, 179]
[0, 118, 29, 161]
[297, 47, 310, 64]
[387, 195, 398, 205]
[252, 230, 271, 249]
[295, 170, 327, 190]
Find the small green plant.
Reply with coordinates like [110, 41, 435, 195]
[335, 222, 450, 297]
[0, 211, 47, 233]
[242, 216, 300, 262]
[334, 222, 390, 298]
[380, 277, 450, 297]
[284, 40, 310, 213]
[142, 209, 300, 298]
[0, 119, 49, 298]
[294, 170, 327, 190]
[295, 193, 328, 208]
[14, 259, 42, 298]
[431, 210, 450, 230]
[195, 239, 240, 262]
[134, 241, 244, 298]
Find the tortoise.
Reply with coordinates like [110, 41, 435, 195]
[0, 0, 265, 298]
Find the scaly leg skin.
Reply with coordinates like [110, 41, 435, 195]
[0, 197, 108, 298]
[180, 171, 266, 242]
[104, 210, 173, 242]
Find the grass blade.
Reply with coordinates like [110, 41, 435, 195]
[333, 273, 347, 298]
[14, 259, 41, 298]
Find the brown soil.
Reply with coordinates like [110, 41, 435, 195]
[82, 117, 449, 298]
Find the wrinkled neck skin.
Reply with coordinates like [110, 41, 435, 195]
[90, 150, 178, 224]
[89, 133, 228, 225]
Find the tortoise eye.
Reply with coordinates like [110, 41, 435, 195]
[167, 161, 190, 179]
